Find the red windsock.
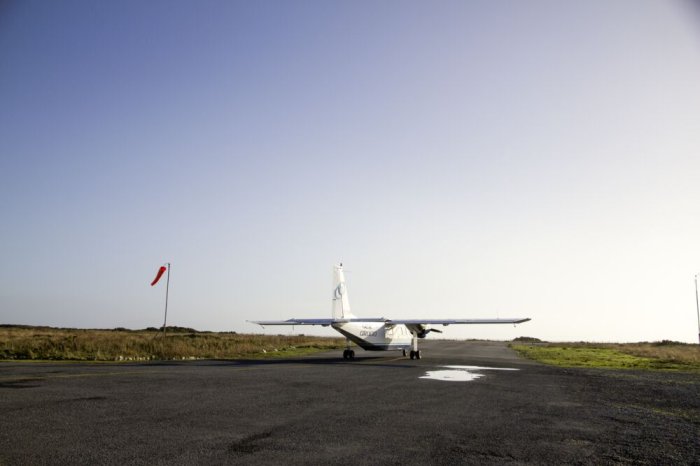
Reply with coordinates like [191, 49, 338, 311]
[151, 266, 167, 286]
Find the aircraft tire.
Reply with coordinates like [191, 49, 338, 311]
[342, 350, 348, 359]
[416, 350, 421, 360]
[349, 350, 355, 359]
[409, 351, 415, 360]
[402, 349, 407, 357]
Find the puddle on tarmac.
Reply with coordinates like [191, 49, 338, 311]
[420, 365, 519, 382]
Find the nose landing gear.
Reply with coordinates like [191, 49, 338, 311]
[407, 330, 421, 359]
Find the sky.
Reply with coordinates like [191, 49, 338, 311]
[1, 0, 700, 343]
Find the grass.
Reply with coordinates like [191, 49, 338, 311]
[0, 325, 344, 361]
[512, 340, 700, 372]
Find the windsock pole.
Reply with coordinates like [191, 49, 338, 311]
[163, 263, 171, 338]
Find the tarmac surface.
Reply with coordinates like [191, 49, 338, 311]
[0, 340, 698, 465]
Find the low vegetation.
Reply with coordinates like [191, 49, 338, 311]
[0, 325, 344, 361]
[512, 339, 700, 372]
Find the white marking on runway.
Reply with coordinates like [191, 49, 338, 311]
[443, 365, 519, 371]
[420, 370, 484, 381]
[420, 365, 519, 382]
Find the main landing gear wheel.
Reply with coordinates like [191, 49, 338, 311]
[409, 350, 421, 360]
[402, 349, 407, 357]
[342, 349, 355, 360]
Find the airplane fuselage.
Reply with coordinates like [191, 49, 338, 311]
[333, 322, 413, 351]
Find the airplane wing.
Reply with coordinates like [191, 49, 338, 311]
[251, 317, 530, 327]
[385, 318, 531, 326]
[250, 318, 387, 327]
[250, 319, 336, 327]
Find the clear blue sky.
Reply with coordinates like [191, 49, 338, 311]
[2, 0, 700, 342]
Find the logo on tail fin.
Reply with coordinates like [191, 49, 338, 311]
[334, 283, 346, 300]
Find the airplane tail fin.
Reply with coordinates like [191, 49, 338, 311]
[332, 263, 354, 319]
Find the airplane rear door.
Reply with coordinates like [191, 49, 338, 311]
[384, 325, 394, 342]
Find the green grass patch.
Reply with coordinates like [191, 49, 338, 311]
[512, 343, 700, 372]
[0, 325, 344, 362]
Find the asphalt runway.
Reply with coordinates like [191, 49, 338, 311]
[1, 340, 698, 465]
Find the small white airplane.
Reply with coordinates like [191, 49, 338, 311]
[252, 264, 531, 360]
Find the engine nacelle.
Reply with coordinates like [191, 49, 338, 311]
[412, 324, 443, 338]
